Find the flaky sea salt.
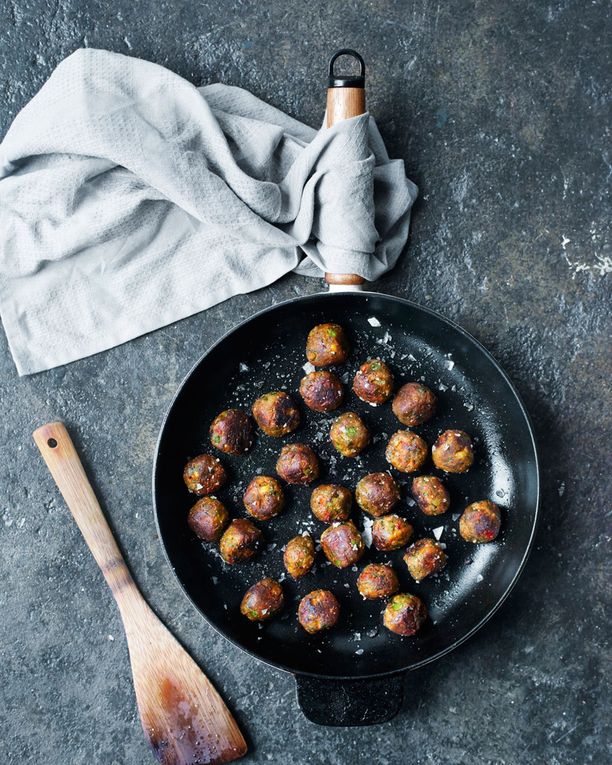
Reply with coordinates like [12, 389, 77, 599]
[367, 316, 381, 327]
[433, 526, 444, 540]
[302, 362, 315, 374]
[239, 362, 249, 372]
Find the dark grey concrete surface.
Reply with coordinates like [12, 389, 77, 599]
[1, 1, 610, 763]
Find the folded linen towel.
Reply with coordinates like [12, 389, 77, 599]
[0, 48, 417, 375]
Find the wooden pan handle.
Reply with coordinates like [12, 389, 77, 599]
[33, 422, 135, 600]
[324, 50, 367, 289]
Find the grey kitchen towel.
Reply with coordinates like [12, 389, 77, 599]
[0, 48, 417, 375]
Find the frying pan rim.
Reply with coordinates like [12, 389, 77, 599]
[152, 290, 540, 681]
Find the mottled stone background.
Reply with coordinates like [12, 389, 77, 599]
[0, 1, 609, 763]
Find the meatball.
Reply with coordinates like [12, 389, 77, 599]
[299, 371, 344, 413]
[219, 518, 263, 564]
[459, 500, 501, 543]
[320, 521, 365, 568]
[183, 454, 227, 496]
[329, 411, 370, 457]
[356, 563, 400, 600]
[383, 593, 428, 636]
[276, 443, 320, 485]
[306, 323, 350, 366]
[412, 475, 450, 516]
[372, 514, 414, 551]
[403, 538, 448, 582]
[298, 590, 340, 634]
[310, 484, 352, 523]
[432, 430, 474, 473]
[242, 475, 285, 520]
[240, 578, 284, 621]
[352, 359, 394, 404]
[187, 497, 229, 542]
[385, 430, 428, 473]
[283, 534, 316, 578]
[355, 472, 400, 517]
[392, 383, 437, 427]
[252, 391, 300, 437]
[209, 409, 253, 455]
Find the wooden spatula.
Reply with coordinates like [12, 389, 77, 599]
[33, 422, 247, 765]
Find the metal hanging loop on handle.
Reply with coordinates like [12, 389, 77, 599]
[328, 49, 366, 88]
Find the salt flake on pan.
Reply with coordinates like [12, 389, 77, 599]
[362, 517, 374, 547]
[302, 362, 315, 374]
[476, 574, 484, 583]
[355, 648, 364, 655]
[368, 316, 381, 327]
[433, 526, 444, 540]
[239, 362, 249, 372]
[446, 359, 455, 370]
[452, 513, 461, 521]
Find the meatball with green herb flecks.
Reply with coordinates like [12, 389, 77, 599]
[355, 472, 400, 517]
[298, 590, 340, 634]
[320, 521, 365, 568]
[403, 538, 448, 582]
[383, 593, 428, 636]
[412, 475, 450, 516]
[352, 359, 394, 405]
[183, 454, 227, 496]
[310, 484, 352, 523]
[372, 514, 414, 551]
[459, 500, 501, 543]
[276, 443, 320, 485]
[283, 534, 316, 578]
[306, 323, 350, 366]
[385, 430, 428, 473]
[432, 430, 474, 473]
[392, 383, 437, 427]
[243, 475, 285, 520]
[187, 497, 229, 542]
[329, 411, 370, 457]
[219, 518, 263, 564]
[357, 563, 399, 600]
[209, 408, 253, 455]
[252, 391, 300, 437]
[299, 371, 344, 412]
[240, 578, 284, 621]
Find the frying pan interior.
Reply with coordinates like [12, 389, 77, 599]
[153, 292, 539, 679]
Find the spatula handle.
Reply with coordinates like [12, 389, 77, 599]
[33, 421, 135, 600]
[324, 49, 367, 289]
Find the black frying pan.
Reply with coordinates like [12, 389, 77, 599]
[152, 56, 540, 727]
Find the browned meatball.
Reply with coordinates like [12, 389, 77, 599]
[306, 323, 350, 366]
[352, 359, 394, 404]
[356, 563, 400, 599]
[392, 383, 437, 426]
[355, 472, 400, 517]
[383, 593, 428, 636]
[310, 484, 352, 523]
[209, 409, 253, 455]
[385, 430, 428, 473]
[276, 443, 320, 485]
[252, 392, 300, 437]
[240, 578, 284, 621]
[219, 518, 263, 564]
[320, 521, 365, 568]
[298, 590, 340, 634]
[412, 475, 450, 516]
[283, 534, 316, 578]
[432, 430, 474, 473]
[242, 475, 285, 520]
[372, 514, 414, 551]
[459, 500, 501, 543]
[299, 371, 344, 412]
[403, 538, 448, 582]
[183, 454, 227, 496]
[187, 497, 229, 542]
[329, 411, 370, 457]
